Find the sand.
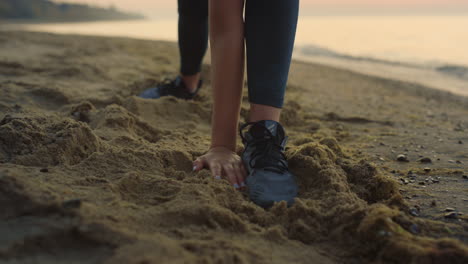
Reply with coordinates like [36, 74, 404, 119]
[0, 31, 467, 264]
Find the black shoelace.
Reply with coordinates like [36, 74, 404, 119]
[158, 78, 178, 95]
[240, 123, 288, 173]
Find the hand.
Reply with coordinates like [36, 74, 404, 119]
[193, 146, 247, 189]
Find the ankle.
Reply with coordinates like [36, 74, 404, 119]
[181, 73, 200, 93]
[249, 103, 281, 123]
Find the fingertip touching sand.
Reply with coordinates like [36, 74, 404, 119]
[0, 31, 467, 263]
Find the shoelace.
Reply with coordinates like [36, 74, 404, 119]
[158, 78, 178, 95]
[240, 122, 289, 173]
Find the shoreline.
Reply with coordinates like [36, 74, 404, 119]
[1, 24, 466, 99]
[0, 17, 146, 25]
[293, 53, 468, 98]
[291, 56, 468, 108]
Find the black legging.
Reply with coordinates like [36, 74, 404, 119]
[177, 0, 299, 108]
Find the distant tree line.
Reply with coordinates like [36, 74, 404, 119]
[0, 0, 144, 21]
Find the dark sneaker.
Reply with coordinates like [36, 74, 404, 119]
[239, 120, 297, 208]
[138, 76, 202, 99]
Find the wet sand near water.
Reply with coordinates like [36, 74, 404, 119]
[0, 31, 467, 263]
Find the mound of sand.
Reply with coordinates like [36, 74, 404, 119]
[0, 32, 467, 263]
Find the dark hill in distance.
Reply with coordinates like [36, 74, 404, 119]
[0, 0, 144, 22]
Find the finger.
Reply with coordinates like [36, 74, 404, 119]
[234, 164, 246, 189]
[209, 163, 222, 180]
[193, 157, 206, 172]
[223, 164, 240, 189]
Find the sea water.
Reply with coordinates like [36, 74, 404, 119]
[2, 15, 468, 94]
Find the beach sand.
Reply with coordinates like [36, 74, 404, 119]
[0, 31, 467, 263]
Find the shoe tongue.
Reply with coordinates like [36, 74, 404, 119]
[249, 120, 284, 140]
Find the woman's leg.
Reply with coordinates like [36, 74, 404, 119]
[178, 0, 208, 91]
[244, 0, 299, 121]
[240, 0, 299, 208]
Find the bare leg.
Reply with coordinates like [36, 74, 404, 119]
[249, 103, 281, 123]
[181, 73, 200, 93]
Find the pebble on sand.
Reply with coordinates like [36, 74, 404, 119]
[410, 208, 419, 217]
[397, 154, 409, 162]
[444, 212, 458, 219]
[419, 157, 432, 163]
[409, 224, 420, 234]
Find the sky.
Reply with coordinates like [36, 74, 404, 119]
[53, 0, 468, 18]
